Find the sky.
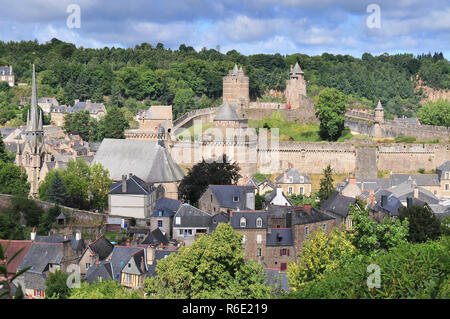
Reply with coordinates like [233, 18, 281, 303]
[0, 0, 449, 58]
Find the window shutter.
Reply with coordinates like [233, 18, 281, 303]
[280, 249, 282, 256]
[287, 249, 290, 256]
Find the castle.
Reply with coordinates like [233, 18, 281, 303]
[124, 62, 450, 180]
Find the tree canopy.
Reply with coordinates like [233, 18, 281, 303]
[143, 222, 272, 298]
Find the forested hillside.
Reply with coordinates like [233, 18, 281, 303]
[0, 38, 448, 123]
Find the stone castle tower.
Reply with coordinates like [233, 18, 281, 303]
[222, 64, 250, 110]
[16, 64, 50, 198]
[284, 62, 307, 109]
[374, 100, 385, 138]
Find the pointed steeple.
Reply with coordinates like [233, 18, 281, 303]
[38, 109, 43, 130]
[28, 64, 41, 132]
[290, 62, 304, 75]
[232, 64, 239, 75]
[375, 100, 384, 110]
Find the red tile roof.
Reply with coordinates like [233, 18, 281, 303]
[0, 240, 32, 275]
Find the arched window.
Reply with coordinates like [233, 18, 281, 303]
[240, 217, 246, 228]
[256, 217, 263, 228]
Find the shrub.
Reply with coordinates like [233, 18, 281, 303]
[286, 237, 450, 299]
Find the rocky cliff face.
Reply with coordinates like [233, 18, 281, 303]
[415, 79, 450, 104]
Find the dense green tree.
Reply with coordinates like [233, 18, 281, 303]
[286, 237, 450, 299]
[0, 135, 10, 163]
[178, 155, 241, 205]
[98, 106, 129, 139]
[46, 171, 68, 205]
[314, 88, 348, 141]
[69, 280, 142, 299]
[288, 193, 320, 208]
[0, 161, 30, 196]
[173, 88, 196, 119]
[417, 98, 450, 127]
[0, 210, 24, 240]
[287, 226, 355, 290]
[350, 200, 409, 254]
[45, 270, 71, 299]
[143, 223, 272, 298]
[398, 205, 442, 243]
[63, 111, 91, 141]
[317, 165, 334, 203]
[90, 163, 112, 212]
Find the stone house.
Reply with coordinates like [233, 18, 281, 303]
[16, 237, 80, 298]
[108, 174, 157, 222]
[78, 235, 114, 277]
[265, 228, 295, 270]
[140, 228, 169, 246]
[50, 100, 107, 127]
[149, 197, 182, 238]
[275, 167, 312, 196]
[198, 185, 256, 214]
[321, 192, 357, 230]
[38, 97, 59, 114]
[367, 190, 404, 222]
[172, 204, 213, 246]
[437, 161, 450, 199]
[244, 177, 275, 195]
[230, 210, 267, 264]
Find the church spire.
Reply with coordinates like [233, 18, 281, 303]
[28, 64, 41, 132]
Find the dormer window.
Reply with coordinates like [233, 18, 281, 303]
[256, 217, 263, 228]
[158, 210, 163, 217]
[175, 217, 181, 225]
[288, 176, 293, 183]
[300, 176, 304, 183]
[240, 217, 247, 227]
[233, 196, 239, 202]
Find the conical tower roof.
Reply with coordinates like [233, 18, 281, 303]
[375, 100, 384, 111]
[28, 64, 42, 132]
[290, 62, 304, 75]
[232, 64, 239, 75]
[214, 102, 241, 121]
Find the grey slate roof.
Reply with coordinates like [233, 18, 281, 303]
[213, 102, 241, 121]
[266, 228, 293, 246]
[290, 62, 304, 75]
[390, 174, 440, 187]
[275, 168, 311, 184]
[141, 228, 169, 246]
[209, 185, 256, 210]
[321, 192, 357, 218]
[93, 139, 184, 183]
[108, 246, 142, 281]
[388, 181, 439, 205]
[230, 211, 267, 229]
[209, 212, 230, 232]
[290, 207, 335, 225]
[151, 197, 182, 217]
[267, 205, 295, 219]
[437, 161, 450, 173]
[87, 235, 114, 261]
[85, 261, 113, 284]
[369, 191, 404, 217]
[173, 204, 212, 228]
[22, 272, 47, 291]
[34, 235, 85, 253]
[17, 243, 62, 273]
[109, 175, 155, 195]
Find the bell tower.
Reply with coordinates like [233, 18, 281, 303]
[16, 64, 49, 198]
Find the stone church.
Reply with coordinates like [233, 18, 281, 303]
[16, 65, 51, 198]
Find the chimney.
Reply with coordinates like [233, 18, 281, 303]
[75, 231, 81, 241]
[122, 175, 127, 193]
[380, 195, 387, 208]
[413, 186, 419, 199]
[304, 204, 312, 215]
[86, 99, 91, 105]
[146, 246, 155, 265]
[31, 227, 36, 241]
[407, 197, 413, 208]
[349, 177, 356, 185]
